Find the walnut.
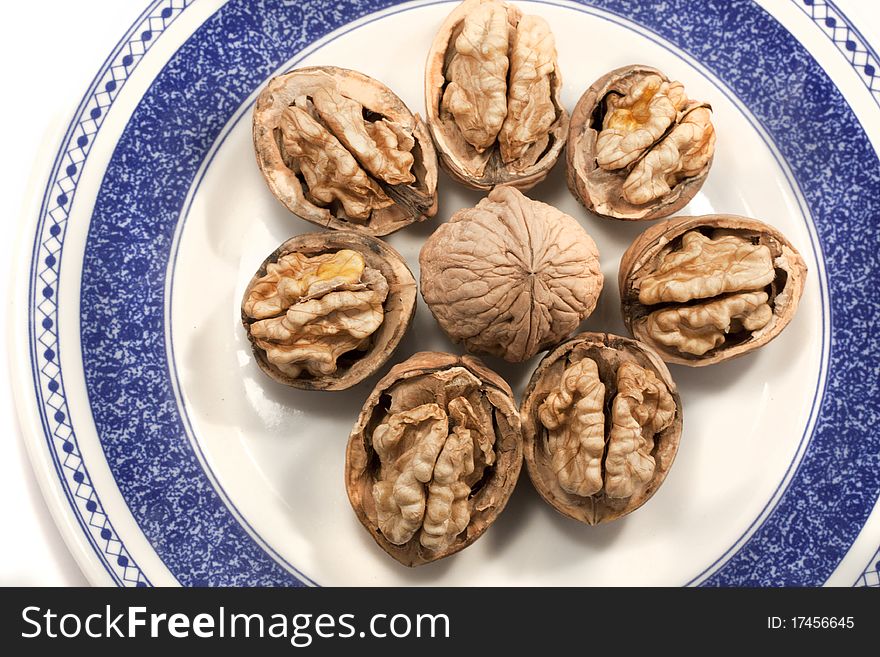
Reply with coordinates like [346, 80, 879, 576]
[253, 66, 438, 236]
[537, 358, 605, 497]
[603, 361, 676, 499]
[346, 352, 522, 566]
[241, 232, 416, 390]
[644, 291, 773, 357]
[419, 186, 603, 362]
[521, 332, 682, 525]
[619, 215, 807, 366]
[567, 65, 716, 220]
[425, 0, 568, 190]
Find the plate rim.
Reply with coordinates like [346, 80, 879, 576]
[13, 0, 880, 587]
[13, 0, 188, 586]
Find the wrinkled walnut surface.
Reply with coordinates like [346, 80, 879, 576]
[241, 232, 416, 390]
[420, 185, 603, 362]
[521, 332, 683, 525]
[619, 215, 807, 366]
[567, 65, 716, 220]
[425, 0, 568, 190]
[346, 352, 522, 566]
[254, 66, 438, 236]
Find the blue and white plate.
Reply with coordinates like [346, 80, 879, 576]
[13, 0, 880, 586]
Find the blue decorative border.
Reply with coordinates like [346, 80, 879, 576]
[607, 0, 880, 586]
[855, 546, 880, 587]
[27, 0, 193, 587]
[28, 0, 880, 586]
[805, 0, 880, 590]
[797, 0, 880, 108]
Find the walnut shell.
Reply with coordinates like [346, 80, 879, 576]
[419, 186, 603, 363]
[521, 332, 683, 525]
[241, 232, 416, 390]
[425, 0, 568, 190]
[346, 352, 523, 566]
[253, 66, 439, 236]
[618, 215, 807, 366]
[566, 65, 715, 220]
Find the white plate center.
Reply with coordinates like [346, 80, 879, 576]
[169, 1, 825, 585]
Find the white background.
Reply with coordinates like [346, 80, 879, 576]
[0, 1, 877, 586]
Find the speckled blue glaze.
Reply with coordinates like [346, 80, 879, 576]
[28, 0, 191, 587]
[80, 0, 407, 587]
[586, 0, 880, 587]
[32, 0, 876, 586]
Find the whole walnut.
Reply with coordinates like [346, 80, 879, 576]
[425, 0, 568, 190]
[253, 66, 438, 236]
[618, 214, 807, 365]
[521, 332, 683, 525]
[241, 232, 416, 390]
[419, 186, 603, 362]
[346, 352, 522, 566]
[567, 65, 716, 220]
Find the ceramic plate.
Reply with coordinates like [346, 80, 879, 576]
[13, 0, 880, 586]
